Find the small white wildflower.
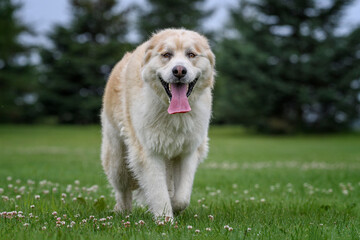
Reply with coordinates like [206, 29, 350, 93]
[2, 196, 9, 201]
[35, 195, 40, 200]
[61, 193, 67, 198]
[74, 180, 80, 185]
[7, 176, 12, 181]
[249, 197, 255, 201]
[43, 190, 50, 195]
[139, 220, 145, 225]
[23, 223, 30, 227]
[228, 227, 233, 231]
[0, 188, 3, 194]
[157, 221, 165, 226]
[194, 214, 198, 218]
[16, 195, 21, 200]
[208, 215, 214, 220]
[195, 229, 200, 233]
[244, 190, 249, 194]
[42, 226, 47, 230]
[187, 225, 193, 229]
[52, 211, 57, 216]
[206, 227, 211, 231]
[342, 189, 349, 195]
[235, 200, 240, 203]
[260, 198, 266, 203]
[162, 233, 166, 236]
[247, 227, 252, 231]
[8, 184, 13, 189]
[30, 205, 35, 209]
[319, 223, 323, 226]
[27, 180, 35, 185]
[224, 225, 229, 229]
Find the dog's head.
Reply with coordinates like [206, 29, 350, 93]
[141, 29, 215, 114]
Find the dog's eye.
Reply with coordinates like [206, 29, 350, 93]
[162, 52, 172, 58]
[187, 52, 197, 58]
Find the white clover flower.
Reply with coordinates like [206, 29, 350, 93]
[194, 214, 198, 218]
[35, 195, 40, 200]
[224, 225, 229, 229]
[43, 190, 50, 194]
[235, 200, 240, 203]
[23, 223, 30, 227]
[74, 180, 80, 185]
[0, 188, 3, 194]
[2, 196, 9, 201]
[249, 197, 255, 201]
[206, 227, 211, 231]
[260, 198, 266, 203]
[8, 184, 13, 189]
[42, 226, 47, 230]
[208, 215, 214, 220]
[30, 205, 35, 209]
[139, 220, 145, 225]
[195, 229, 200, 233]
[244, 190, 249, 194]
[7, 176, 12, 181]
[16, 195, 21, 200]
[247, 227, 252, 231]
[187, 225, 193, 229]
[228, 227, 233, 231]
[61, 193, 67, 198]
[52, 211, 57, 216]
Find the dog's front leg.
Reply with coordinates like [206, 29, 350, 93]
[131, 152, 173, 220]
[172, 152, 198, 213]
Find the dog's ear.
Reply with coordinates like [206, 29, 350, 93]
[142, 44, 155, 67]
[206, 49, 215, 68]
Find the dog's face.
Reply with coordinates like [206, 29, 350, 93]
[142, 29, 215, 114]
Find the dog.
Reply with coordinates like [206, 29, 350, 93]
[101, 28, 215, 220]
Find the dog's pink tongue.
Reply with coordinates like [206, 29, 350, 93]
[168, 83, 191, 114]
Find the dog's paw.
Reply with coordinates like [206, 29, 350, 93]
[113, 203, 127, 213]
[171, 198, 190, 213]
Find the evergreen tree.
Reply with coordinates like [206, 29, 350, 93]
[215, 0, 360, 133]
[137, 0, 213, 41]
[40, 0, 131, 124]
[0, 0, 38, 123]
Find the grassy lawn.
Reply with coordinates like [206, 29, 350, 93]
[1, 125, 360, 239]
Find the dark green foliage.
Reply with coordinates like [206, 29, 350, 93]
[0, 0, 38, 123]
[215, 0, 360, 133]
[39, 0, 132, 124]
[137, 0, 213, 41]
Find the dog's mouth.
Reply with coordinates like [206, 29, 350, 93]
[159, 77, 199, 114]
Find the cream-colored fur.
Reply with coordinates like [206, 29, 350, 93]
[101, 29, 215, 220]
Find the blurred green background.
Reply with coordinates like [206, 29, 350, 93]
[1, 0, 360, 134]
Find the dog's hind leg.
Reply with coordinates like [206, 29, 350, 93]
[101, 122, 133, 213]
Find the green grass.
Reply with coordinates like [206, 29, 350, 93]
[1, 125, 360, 239]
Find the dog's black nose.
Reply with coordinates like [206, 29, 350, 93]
[172, 65, 187, 79]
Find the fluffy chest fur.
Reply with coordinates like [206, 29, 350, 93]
[130, 87, 211, 159]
